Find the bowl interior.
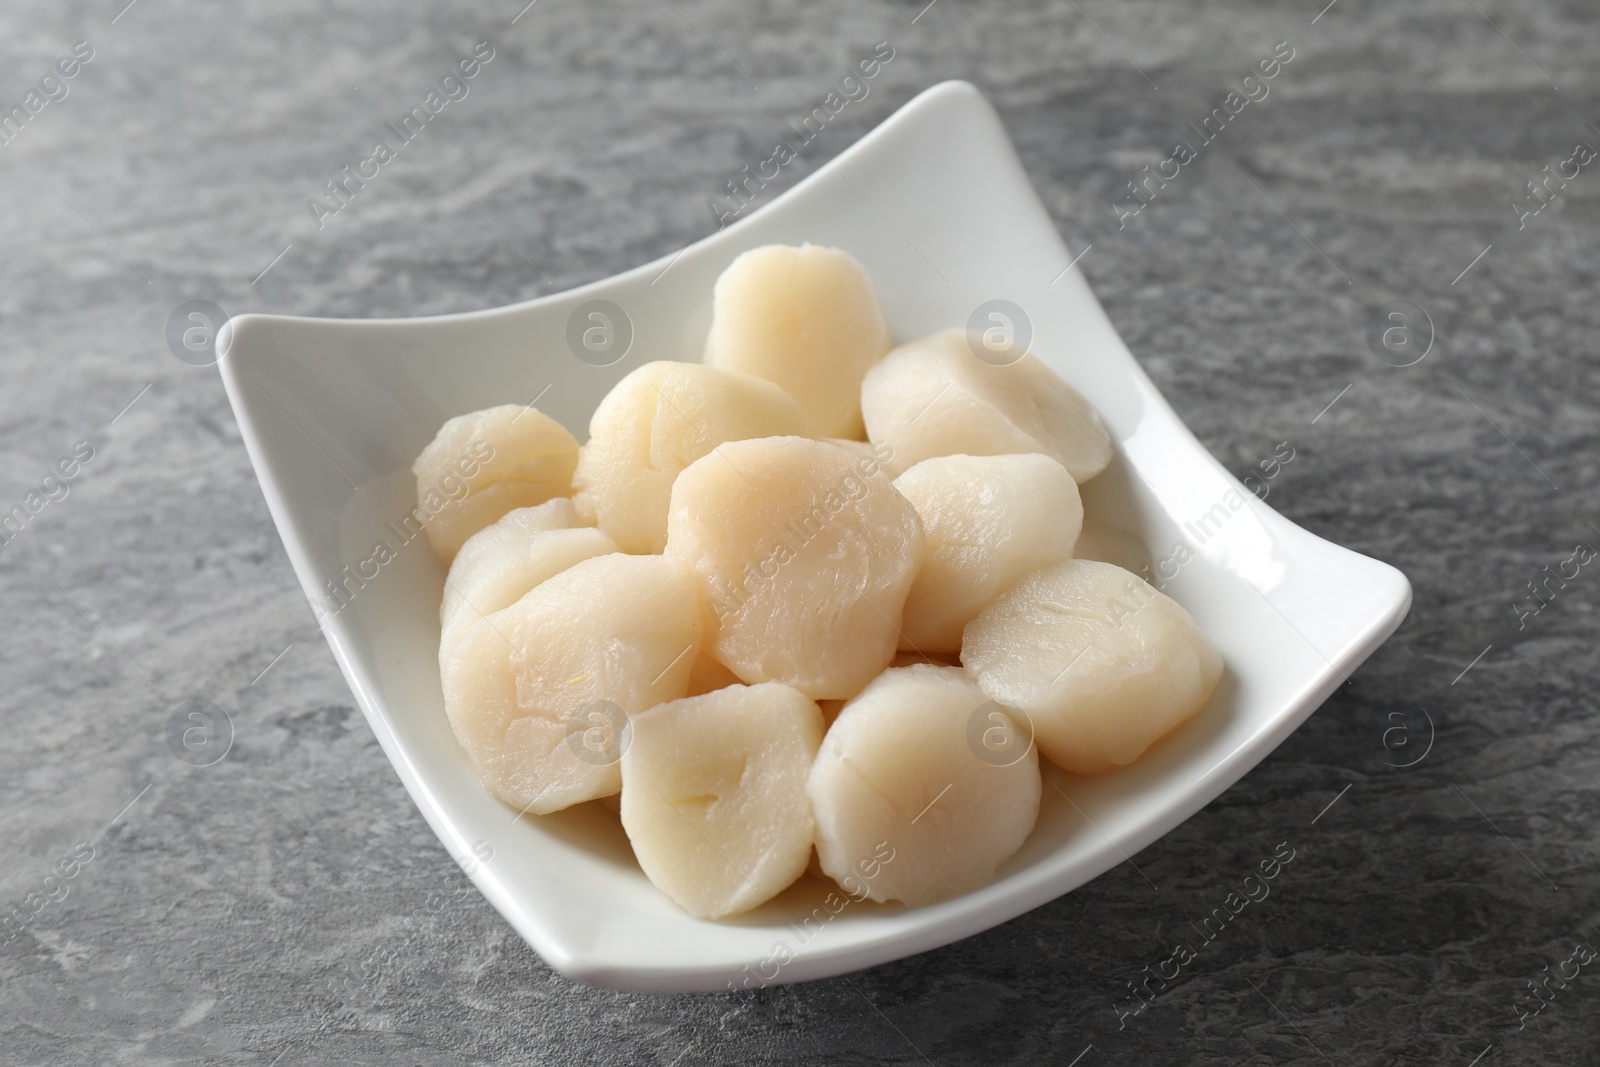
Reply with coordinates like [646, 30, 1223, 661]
[218, 80, 1410, 991]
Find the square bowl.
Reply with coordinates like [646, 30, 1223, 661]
[217, 80, 1410, 992]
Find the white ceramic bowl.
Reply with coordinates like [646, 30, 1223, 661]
[217, 80, 1410, 992]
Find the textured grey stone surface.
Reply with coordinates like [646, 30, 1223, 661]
[1, 0, 1597, 1063]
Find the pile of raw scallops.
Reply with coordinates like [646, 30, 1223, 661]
[413, 244, 1223, 920]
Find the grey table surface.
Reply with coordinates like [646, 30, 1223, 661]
[2, 0, 1597, 1064]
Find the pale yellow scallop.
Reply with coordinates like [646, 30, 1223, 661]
[962, 559, 1222, 775]
[572, 361, 807, 554]
[413, 404, 580, 562]
[441, 553, 701, 814]
[704, 244, 893, 439]
[621, 682, 823, 918]
[808, 664, 1040, 906]
[892, 453, 1082, 653]
[664, 436, 923, 700]
[860, 329, 1112, 481]
[439, 501, 618, 661]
